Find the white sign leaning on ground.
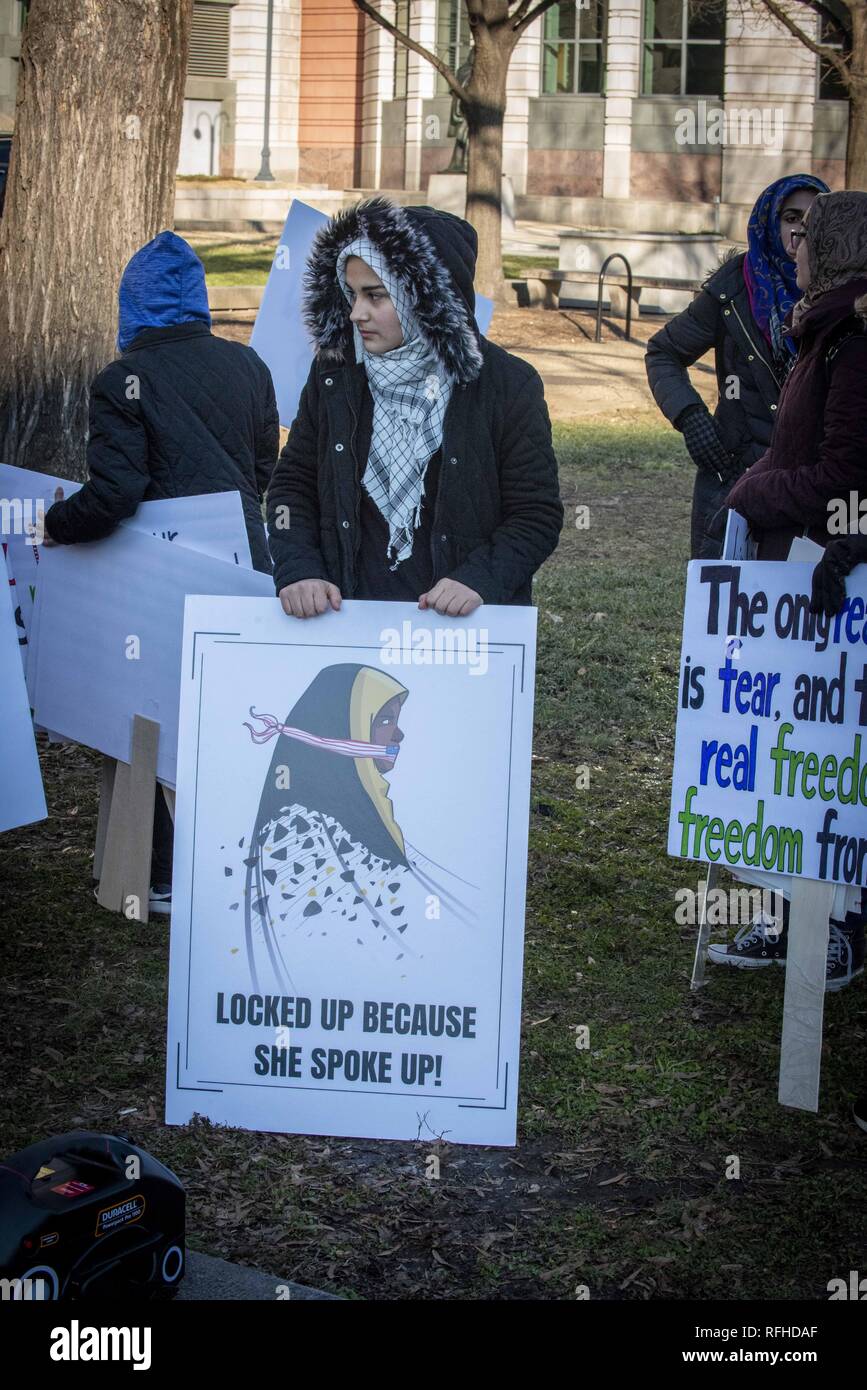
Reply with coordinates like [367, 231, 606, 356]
[165, 596, 537, 1145]
[669, 559, 867, 889]
[32, 530, 272, 787]
[0, 548, 46, 833]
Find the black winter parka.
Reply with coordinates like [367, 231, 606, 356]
[645, 252, 784, 558]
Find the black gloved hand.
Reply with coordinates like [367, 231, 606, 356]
[810, 536, 867, 617]
[707, 504, 731, 544]
[677, 405, 741, 484]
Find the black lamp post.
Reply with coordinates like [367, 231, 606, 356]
[255, 0, 275, 181]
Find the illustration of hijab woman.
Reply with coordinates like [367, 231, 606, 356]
[242, 663, 474, 990]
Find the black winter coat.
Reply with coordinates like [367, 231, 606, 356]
[45, 322, 279, 573]
[268, 342, 563, 605]
[267, 196, 563, 605]
[645, 252, 784, 559]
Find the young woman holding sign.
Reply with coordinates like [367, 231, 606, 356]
[266, 196, 563, 617]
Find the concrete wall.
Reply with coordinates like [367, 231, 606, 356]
[299, 0, 363, 186]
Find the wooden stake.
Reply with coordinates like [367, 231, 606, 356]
[96, 715, 160, 924]
[690, 862, 719, 990]
[778, 878, 834, 1113]
[93, 755, 116, 882]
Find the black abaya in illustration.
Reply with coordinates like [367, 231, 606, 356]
[241, 663, 477, 990]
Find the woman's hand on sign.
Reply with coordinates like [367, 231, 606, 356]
[28, 485, 64, 547]
[279, 579, 342, 619]
[418, 578, 483, 617]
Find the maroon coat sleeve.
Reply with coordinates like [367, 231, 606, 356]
[726, 338, 867, 529]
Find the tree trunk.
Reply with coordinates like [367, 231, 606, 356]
[464, 29, 514, 303]
[846, 7, 867, 187]
[0, 0, 193, 480]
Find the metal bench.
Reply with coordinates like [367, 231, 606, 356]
[518, 263, 701, 341]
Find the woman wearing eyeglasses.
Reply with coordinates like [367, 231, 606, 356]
[645, 174, 828, 559]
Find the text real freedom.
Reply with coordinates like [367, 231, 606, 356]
[215, 993, 478, 1037]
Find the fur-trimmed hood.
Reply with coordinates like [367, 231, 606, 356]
[302, 196, 485, 384]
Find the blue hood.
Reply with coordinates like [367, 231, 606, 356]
[117, 230, 211, 351]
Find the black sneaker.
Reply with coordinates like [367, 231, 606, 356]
[149, 884, 172, 917]
[853, 1094, 867, 1134]
[825, 920, 865, 993]
[707, 911, 788, 969]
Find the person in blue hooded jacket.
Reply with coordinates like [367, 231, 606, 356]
[44, 230, 280, 914]
[45, 230, 278, 573]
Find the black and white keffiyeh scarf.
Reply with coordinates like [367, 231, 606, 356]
[335, 235, 454, 569]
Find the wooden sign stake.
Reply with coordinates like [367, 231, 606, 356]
[95, 714, 160, 924]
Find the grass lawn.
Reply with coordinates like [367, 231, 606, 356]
[193, 239, 557, 288]
[2, 416, 865, 1300]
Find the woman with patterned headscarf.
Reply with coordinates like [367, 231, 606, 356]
[646, 174, 828, 559]
[266, 196, 563, 618]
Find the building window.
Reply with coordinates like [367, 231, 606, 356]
[541, 1, 605, 95]
[641, 0, 725, 97]
[187, 1, 231, 79]
[394, 0, 409, 100]
[435, 0, 472, 96]
[817, 1, 849, 100]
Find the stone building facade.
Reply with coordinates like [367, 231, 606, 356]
[0, 0, 851, 225]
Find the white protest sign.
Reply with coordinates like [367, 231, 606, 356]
[165, 597, 536, 1145]
[251, 199, 495, 429]
[0, 465, 83, 665]
[128, 493, 253, 570]
[0, 548, 47, 833]
[32, 530, 273, 787]
[1, 462, 254, 674]
[669, 560, 867, 888]
[722, 508, 756, 562]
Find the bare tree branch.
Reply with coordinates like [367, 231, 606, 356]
[752, 0, 851, 80]
[352, 0, 469, 102]
[512, 0, 564, 36]
[788, 0, 852, 34]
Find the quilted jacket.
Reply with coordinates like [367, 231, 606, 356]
[266, 197, 564, 605]
[45, 232, 279, 573]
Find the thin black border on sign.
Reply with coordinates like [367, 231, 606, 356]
[176, 1043, 223, 1095]
[459, 1062, 510, 1112]
[179, 627, 530, 1108]
[191, 629, 240, 679]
